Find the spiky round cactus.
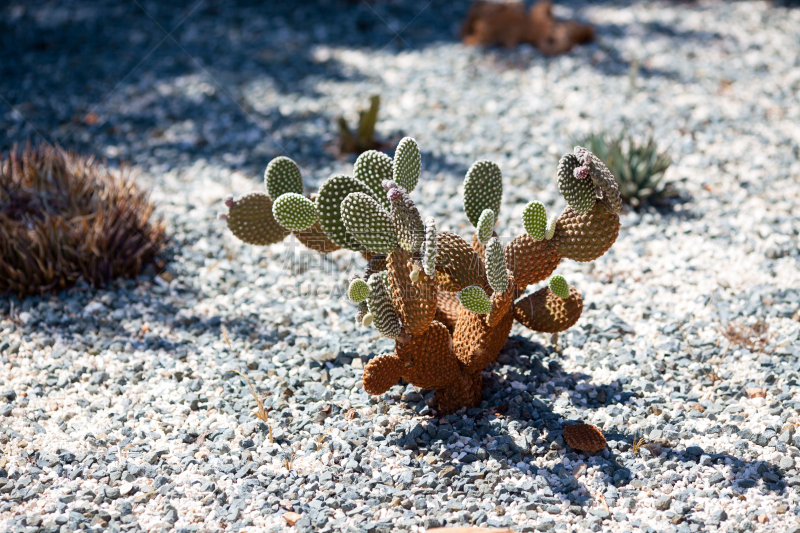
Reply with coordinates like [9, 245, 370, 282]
[340, 192, 397, 254]
[549, 275, 570, 299]
[316, 174, 375, 251]
[464, 160, 503, 228]
[366, 273, 401, 339]
[264, 156, 304, 200]
[476, 208, 496, 246]
[393, 137, 421, 193]
[574, 146, 622, 214]
[271, 193, 318, 232]
[348, 278, 370, 303]
[557, 153, 596, 214]
[385, 181, 424, 253]
[458, 286, 492, 314]
[522, 201, 547, 240]
[485, 237, 508, 294]
[354, 150, 393, 210]
[422, 216, 437, 277]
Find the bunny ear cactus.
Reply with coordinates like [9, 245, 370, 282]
[222, 140, 624, 414]
[265, 156, 304, 200]
[464, 160, 503, 227]
[393, 137, 421, 192]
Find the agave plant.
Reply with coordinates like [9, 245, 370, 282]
[574, 131, 674, 209]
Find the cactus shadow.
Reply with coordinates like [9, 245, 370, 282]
[388, 332, 791, 514]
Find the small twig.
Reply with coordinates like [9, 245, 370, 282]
[222, 326, 273, 436]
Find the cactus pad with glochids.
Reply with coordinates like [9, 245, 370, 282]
[220, 139, 623, 414]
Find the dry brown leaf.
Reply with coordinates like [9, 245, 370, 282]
[282, 512, 301, 526]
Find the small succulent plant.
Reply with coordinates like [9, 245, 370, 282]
[574, 131, 675, 209]
[337, 95, 382, 155]
[221, 139, 624, 414]
[1, 144, 166, 298]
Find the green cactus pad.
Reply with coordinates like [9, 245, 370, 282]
[225, 192, 290, 246]
[316, 174, 375, 251]
[354, 150, 393, 210]
[574, 146, 623, 214]
[392, 137, 421, 193]
[340, 192, 397, 254]
[476, 209, 496, 246]
[464, 160, 503, 228]
[387, 183, 424, 253]
[367, 273, 401, 339]
[348, 278, 370, 303]
[557, 153, 596, 214]
[458, 285, 492, 315]
[264, 156, 304, 200]
[485, 237, 508, 294]
[422, 216, 437, 277]
[549, 275, 570, 299]
[545, 215, 557, 240]
[522, 201, 547, 240]
[271, 193, 318, 232]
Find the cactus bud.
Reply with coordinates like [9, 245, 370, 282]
[476, 208, 495, 246]
[522, 201, 547, 240]
[348, 278, 370, 303]
[549, 275, 570, 299]
[458, 285, 492, 315]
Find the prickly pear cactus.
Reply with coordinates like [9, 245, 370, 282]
[220, 139, 623, 414]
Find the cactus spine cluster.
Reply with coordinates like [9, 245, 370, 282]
[221, 139, 622, 414]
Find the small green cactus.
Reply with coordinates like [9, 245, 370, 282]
[464, 160, 503, 227]
[421, 216, 437, 277]
[348, 278, 370, 303]
[340, 192, 397, 254]
[393, 137, 421, 193]
[549, 275, 570, 299]
[264, 156, 304, 201]
[272, 193, 318, 232]
[522, 201, 547, 240]
[557, 153, 597, 214]
[485, 237, 508, 294]
[316, 174, 376, 251]
[366, 273, 401, 339]
[476, 208, 496, 246]
[354, 150, 393, 210]
[458, 285, 492, 314]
